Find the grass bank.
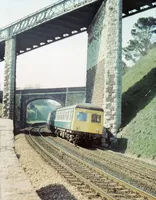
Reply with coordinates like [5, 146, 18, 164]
[116, 48, 156, 160]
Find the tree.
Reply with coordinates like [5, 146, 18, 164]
[123, 17, 156, 64]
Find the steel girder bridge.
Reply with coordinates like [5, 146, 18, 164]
[0, 0, 155, 61]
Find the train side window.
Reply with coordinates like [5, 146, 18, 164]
[59, 112, 61, 120]
[58, 112, 60, 120]
[77, 112, 87, 121]
[67, 111, 70, 120]
[66, 111, 69, 120]
[56, 113, 58, 120]
[69, 111, 71, 120]
[70, 110, 73, 120]
[65, 111, 67, 120]
[91, 114, 101, 123]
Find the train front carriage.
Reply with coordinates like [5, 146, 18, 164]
[71, 105, 104, 144]
[47, 103, 104, 145]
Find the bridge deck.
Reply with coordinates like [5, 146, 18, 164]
[0, 0, 155, 61]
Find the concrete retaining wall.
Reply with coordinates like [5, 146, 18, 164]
[0, 119, 40, 200]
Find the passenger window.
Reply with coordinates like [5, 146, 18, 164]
[77, 112, 87, 121]
[67, 111, 70, 120]
[91, 114, 101, 123]
[69, 110, 72, 120]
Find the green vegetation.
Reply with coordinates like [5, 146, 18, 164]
[27, 106, 49, 123]
[123, 48, 156, 92]
[119, 98, 156, 158]
[123, 17, 156, 63]
[116, 48, 156, 160]
[26, 99, 60, 124]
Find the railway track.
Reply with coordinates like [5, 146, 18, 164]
[46, 132, 156, 195]
[25, 126, 156, 200]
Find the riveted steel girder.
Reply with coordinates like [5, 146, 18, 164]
[0, 0, 102, 42]
[0, 0, 155, 42]
[122, 0, 156, 18]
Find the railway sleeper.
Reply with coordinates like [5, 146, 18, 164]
[106, 181, 116, 185]
[100, 185, 119, 190]
[110, 186, 123, 190]
[62, 174, 74, 178]
[85, 193, 100, 199]
[57, 167, 65, 170]
[89, 172, 101, 176]
[119, 189, 130, 193]
[106, 187, 123, 192]
[67, 178, 78, 182]
[127, 193, 140, 197]
[101, 180, 112, 183]
[80, 188, 93, 192]
[77, 185, 88, 190]
[100, 182, 113, 186]
[57, 170, 69, 173]
[98, 178, 109, 182]
[71, 181, 83, 185]
[65, 176, 76, 180]
[109, 193, 127, 198]
[63, 175, 74, 178]
[90, 180, 108, 186]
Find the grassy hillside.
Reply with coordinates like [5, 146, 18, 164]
[116, 48, 156, 160]
[122, 48, 156, 93]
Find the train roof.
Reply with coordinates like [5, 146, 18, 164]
[56, 103, 104, 112]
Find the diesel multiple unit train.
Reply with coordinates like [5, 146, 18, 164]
[47, 103, 114, 146]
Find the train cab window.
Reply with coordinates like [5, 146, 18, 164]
[77, 112, 87, 121]
[91, 114, 101, 123]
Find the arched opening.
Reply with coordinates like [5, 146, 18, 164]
[26, 99, 61, 124]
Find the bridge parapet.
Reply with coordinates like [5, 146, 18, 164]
[0, 0, 155, 42]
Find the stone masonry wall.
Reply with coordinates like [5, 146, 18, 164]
[86, 2, 106, 106]
[66, 93, 85, 106]
[2, 37, 16, 120]
[86, 0, 122, 134]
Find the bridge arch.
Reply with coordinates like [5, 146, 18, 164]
[20, 94, 66, 127]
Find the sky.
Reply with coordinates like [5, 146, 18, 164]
[0, 0, 155, 90]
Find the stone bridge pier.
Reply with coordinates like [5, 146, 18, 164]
[2, 37, 16, 120]
[2, 0, 122, 135]
[86, 0, 122, 134]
